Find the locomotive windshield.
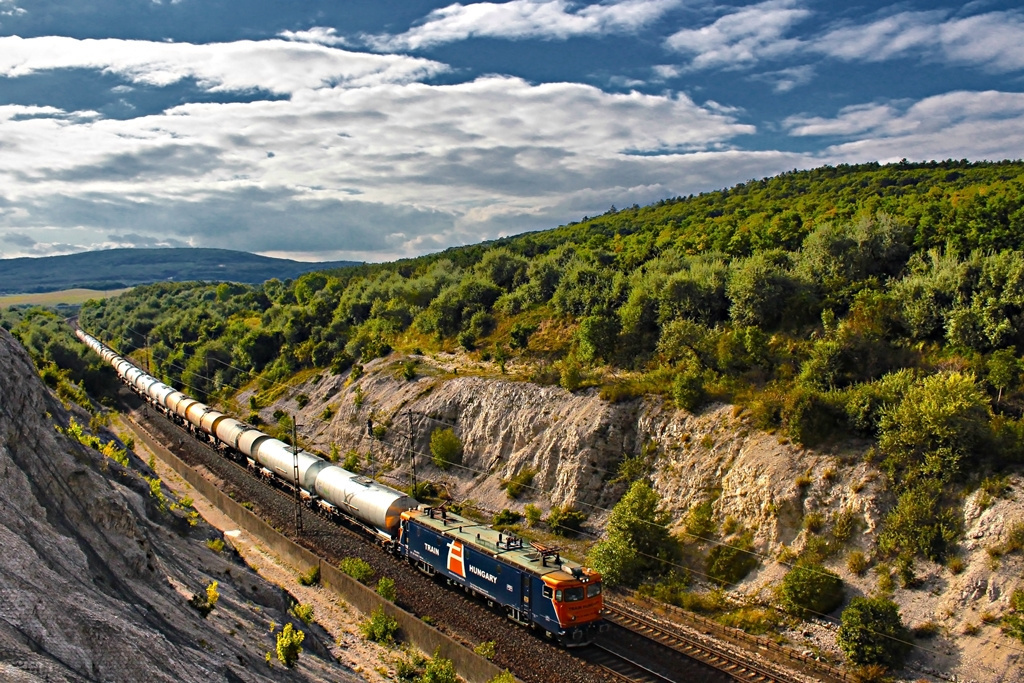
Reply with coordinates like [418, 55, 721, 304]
[586, 583, 602, 598]
[557, 587, 585, 602]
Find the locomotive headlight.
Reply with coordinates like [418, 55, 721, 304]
[570, 615, 576, 621]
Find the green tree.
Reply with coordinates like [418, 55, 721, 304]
[780, 563, 845, 618]
[588, 481, 679, 587]
[879, 372, 991, 487]
[430, 428, 463, 470]
[837, 596, 911, 669]
[988, 347, 1021, 404]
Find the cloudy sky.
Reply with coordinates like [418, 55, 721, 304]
[0, 0, 1022, 262]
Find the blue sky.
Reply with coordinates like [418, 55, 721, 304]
[0, 0, 1022, 262]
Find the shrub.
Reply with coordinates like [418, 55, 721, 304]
[189, 580, 219, 617]
[297, 565, 320, 586]
[291, 603, 314, 625]
[589, 481, 679, 587]
[360, 606, 399, 644]
[342, 449, 361, 472]
[706, 534, 759, 586]
[493, 509, 522, 527]
[547, 506, 587, 537]
[501, 469, 536, 498]
[524, 504, 543, 527]
[672, 367, 706, 412]
[684, 501, 717, 538]
[803, 511, 826, 533]
[946, 555, 966, 574]
[488, 671, 516, 683]
[430, 428, 463, 470]
[781, 563, 845, 618]
[837, 596, 911, 668]
[377, 576, 397, 602]
[339, 557, 374, 583]
[717, 607, 782, 634]
[847, 550, 869, 575]
[474, 640, 496, 659]
[421, 649, 457, 683]
[276, 623, 305, 667]
[206, 538, 225, 553]
[401, 360, 417, 381]
[295, 393, 310, 408]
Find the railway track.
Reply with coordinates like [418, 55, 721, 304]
[125, 395, 824, 683]
[600, 601, 804, 683]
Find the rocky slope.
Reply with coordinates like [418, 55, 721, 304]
[270, 352, 1024, 682]
[0, 328, 357, 682]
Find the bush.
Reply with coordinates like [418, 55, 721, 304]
[377, 577, 397, 602]
[837, 596, 911, 668]
[421, 649, 457, 683]
[295, 393, 310, 408]
[493, 509, 522, 527]
[547, 506, 587, 537]
[360, 606, 399, 644]
[684, 500, 717, 538]
[291, 603, 314, 625]
[189, 580, 219, 617]
[339, 557, 374, 583]
[781, 563, 845, 618]
[206, 538, 225, 553]
[488, 671, 516, 683]
[847, 550, 869, 575]
[342, 449, 361, 472]
[672, 367, 706, 412]
[297, 565, 320, 586]
[276, 623, 305, 667]
[501, 469, 536, 498]
[524, 504, 543, 527]
[706, 534, 758, 586]
[589, 481, 679, 587]
[430, 428, 463, 470]
[474, 640, 496, 659]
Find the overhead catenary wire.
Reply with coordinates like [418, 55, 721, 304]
[87, 326, 1024, 674]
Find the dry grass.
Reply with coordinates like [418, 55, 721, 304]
[0, 287, 131, 308]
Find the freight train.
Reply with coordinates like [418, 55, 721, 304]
[75, 327, 605, 645]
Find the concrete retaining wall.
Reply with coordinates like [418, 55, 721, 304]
[129, 415, 507, 683]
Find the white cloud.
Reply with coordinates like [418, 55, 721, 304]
[366, 0, 679, 51]
[811, 9, 1024, 72]
[786, 91, 1024, 164]
[0, 69, 768, 259]
[749, 64, 813, 93]
[279, 27, 350, 47]
[0, 36, 448, 96]
[665, 0, 809, 70]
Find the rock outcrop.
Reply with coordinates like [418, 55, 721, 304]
[0, 328, 352, 682]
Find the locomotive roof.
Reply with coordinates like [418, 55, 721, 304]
[407, 507, 596, 583]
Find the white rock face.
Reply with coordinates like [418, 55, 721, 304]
[0, 329, 352, 682]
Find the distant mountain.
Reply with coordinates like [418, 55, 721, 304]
[0, 248, 359, 295]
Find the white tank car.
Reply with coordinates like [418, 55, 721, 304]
[314, 467, 416, 538]
[75, 328, 420, 541]
[251, 439, 330, 491]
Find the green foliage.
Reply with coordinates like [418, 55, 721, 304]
[706, 534, 759, 586]
[547, 506, 587, 537]
[1003, 588, 1024, 644]
[473, 640, 496, 659]
[339, 557, 374, 583]
[206, 538, 225, 553]
[683, 500, 717, 538]
[291, 603, 314, 625]
[488, 671, 515, 683]
[189, 581, 219, 617]
[377, 576, 397, 602]
[837, 596, 911, 669]
[429, 428, 463, 470]
[297, 565, 320, 586]
[360, 606, 399, 645]
[493, 509, 522, 527]
[877, 481, 960, 561]
[295, 393, 310, 408]
[342, 449, 362, 472]
[524, 503, 543, 527]
[420, 649, 457, 683]
[672, 365, 707, 412]
[276, 623, 305, 667]
[501, 469, 536, 498]
[589, 481, 679, 587]
[781, 563, 845, 618]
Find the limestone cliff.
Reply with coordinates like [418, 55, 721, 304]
[0, 328, 352, 682]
